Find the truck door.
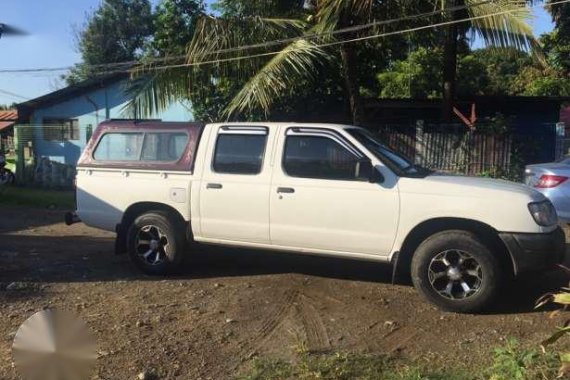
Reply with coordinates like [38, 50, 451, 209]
[198, 125, 272, 243]
[270, 127, 399, 256]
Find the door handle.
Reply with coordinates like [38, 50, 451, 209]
[206, 183, 223, 189]
[277, 187, 295, 194]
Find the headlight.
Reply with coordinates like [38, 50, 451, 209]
[528, 201, 558, 226]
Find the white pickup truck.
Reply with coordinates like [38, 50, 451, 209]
[68, 120, 566, 313]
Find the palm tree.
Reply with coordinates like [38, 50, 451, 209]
[438, 0, 540, 121]
[130, 0, 539, 124]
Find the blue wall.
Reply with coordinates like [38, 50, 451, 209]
[28, 80, 193, 165]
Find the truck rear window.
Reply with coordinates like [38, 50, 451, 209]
[94, 133, 144, 161]
[94, 132, 189, 162]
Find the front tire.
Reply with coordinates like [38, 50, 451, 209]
[411, 230, 501, 313]
[127, 211, 186, 275]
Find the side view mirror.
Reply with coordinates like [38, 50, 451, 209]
[356, 160, 384, 183]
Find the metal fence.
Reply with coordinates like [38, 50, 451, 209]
[7, 121, 564, 187]
[0, 135, 14, 153]
[12, 124, 92, 188]
[373, 121, 561, 178]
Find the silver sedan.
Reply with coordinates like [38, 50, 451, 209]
[525, 157, 570, 223]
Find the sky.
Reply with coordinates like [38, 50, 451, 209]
[0, 0, 556, 106]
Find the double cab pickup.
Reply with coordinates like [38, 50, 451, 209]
[69, 121, 566, 312]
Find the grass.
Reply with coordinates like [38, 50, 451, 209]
[237, 340, 560, 380]
[6, 156, 15, 172]
[0, 185, 74, 209]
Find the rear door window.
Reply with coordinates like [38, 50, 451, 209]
[212, 129, 268, 175]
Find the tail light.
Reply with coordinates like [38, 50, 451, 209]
[535, 175, 569, 188]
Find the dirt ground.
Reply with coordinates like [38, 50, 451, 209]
[1, 206, 570, 380]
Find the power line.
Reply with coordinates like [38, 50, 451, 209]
[0, 0, 566, 77]
[0, 0, 503, 75]
[188, 0, 497, 57]
[125, 0, 570, 73]
[0, 88, 29, 100]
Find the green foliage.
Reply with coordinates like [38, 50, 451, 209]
[0, 103, 17, 110]
[377, 47, 491, 99]
[238, 341, 563, 380]
[239, 358, 293, 380]
[0, 186, 75, 209]
[477, 113, 514, 135]
[151, 0, 204, 56]
[238, 352, 470, 380]
[535, 281, 570, 377]
[378, 41, 570, 100]
[488, 339, 559, 380]
[66, 0, 154, 83]
[212, 0, 307, 18]
[377, 47, 443, 99]
[514, 68, 570, 97]
[470, 48, 534, 96]
[129, 0, 537, 122]
[478, 167, 523, 182]
[547, 0, 570, 73]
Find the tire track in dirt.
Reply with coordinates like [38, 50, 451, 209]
[227, 288, 299, 373]
[296, 294, 331, 352]
[367, 325, 419, 353]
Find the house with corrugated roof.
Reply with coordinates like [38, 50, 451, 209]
[15, 73, 193, 166]
[0, 109, 17, 152]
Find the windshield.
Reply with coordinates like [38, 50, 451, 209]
[347, 128, 429, 177]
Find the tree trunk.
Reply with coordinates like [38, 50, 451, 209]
[340, 43, 364, 125]
[442, 0, 459, 122]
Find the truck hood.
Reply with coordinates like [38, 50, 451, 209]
[399, 173, 545, 202]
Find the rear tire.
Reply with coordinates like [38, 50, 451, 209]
[411, 230, 501, 313]
[127, 211, 186, 275]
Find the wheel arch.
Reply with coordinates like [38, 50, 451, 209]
[394, 217, 515, 280]
[115, 202, 190, 254]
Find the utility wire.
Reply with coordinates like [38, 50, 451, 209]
[0, 0, 503, 75]
[1, 0, 567, 76]
[122, 0, 570, 73]
[0, 88, 29, 100]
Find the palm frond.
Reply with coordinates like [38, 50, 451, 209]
[123, 67, 193, 119]
[466, 0, 537, 51]
[129, 14, 309, 118]
[187, 15, 307, 64]
[314, 0, 374, 34]
[223, 39, 330, 119]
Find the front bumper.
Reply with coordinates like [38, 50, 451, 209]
[499, 227, 566, 275]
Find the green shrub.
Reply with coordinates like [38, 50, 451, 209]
[488, 339, 559, 380]
[238, 341, 561, 380]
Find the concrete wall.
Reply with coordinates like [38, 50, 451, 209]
[28, 80, 193, 165]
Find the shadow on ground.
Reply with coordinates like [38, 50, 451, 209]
[1, 230, 568, 314]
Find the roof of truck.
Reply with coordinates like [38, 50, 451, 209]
[99, 119, 206, 130]
[98, 120, 360, 133]
[206, 122, 359, 131]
